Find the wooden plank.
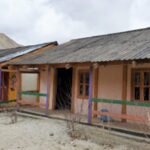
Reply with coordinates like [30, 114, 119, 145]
[0, 68, 2, 100]
[122, 65, 128, 122]
[18, 100, 39, 107]
[71, 66, 77, 113]
[88, 66, 93, 124]
[52, 67, 57, 110]
[92, 110, 147, 122]
[16, 69, 21, 109]
[1, 69, 17, 72]
[0, 99, 16, 104]
[93, 67, 99, 117]
[20, 70, 39, 73]
[91, 98, 150, 107]
[46, 65, 51, 115]
[18, 100, 46, 107]
[36, 72, 40, 102]
[19, 91, 47, 97]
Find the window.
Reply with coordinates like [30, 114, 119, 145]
[132, 69, 150, 102]
[78, 70, 89, 98]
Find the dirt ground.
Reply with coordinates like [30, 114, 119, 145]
[0, 112, 149, 150]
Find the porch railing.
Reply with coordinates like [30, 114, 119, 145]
[90, 98, 150, 123]
[19, 91, 47, 97]
[91, 98, 150, 107]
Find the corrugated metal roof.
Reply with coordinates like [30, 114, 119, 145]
[0, 41, 57, 63]
[10, 27, 150, 65]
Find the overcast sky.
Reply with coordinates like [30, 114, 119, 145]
[0, 0, 150, 45]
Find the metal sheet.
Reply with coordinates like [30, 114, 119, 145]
[10, 27, 150, 65]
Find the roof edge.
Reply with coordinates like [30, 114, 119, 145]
[71, 26, 150, 41]
[0, 41, 58, 51]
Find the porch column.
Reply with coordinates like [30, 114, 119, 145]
[36, 71, 40, 103]
[16, 68, 21, 110]
[51, 67, 56, 110]
[88, 65, 93, 124]
[71, 66, 77, 113]
[46, 65, 50, 115]
[121, 64, 128, 122]
[0, 68, 2, 100]
[93, 66, 99, 117]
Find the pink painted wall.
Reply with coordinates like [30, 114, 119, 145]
[73, 63, 150, 121]
[39, 69, 47, 106]
[38, 63, 150, 121]
[21, 73, 38, 102]
[97, 63, 150, 120]
[74, 65, 123, 116]
[97, 65, 122, 115]
[39, 67, 55, 109]
[98, 65, 122, 99]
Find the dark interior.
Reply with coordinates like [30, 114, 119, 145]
[55, 68, 72, 110]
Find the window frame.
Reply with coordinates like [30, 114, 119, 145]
[77, 69, 89, 99]
[131, 68, 150, 102]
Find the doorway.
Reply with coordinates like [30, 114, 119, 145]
[55, 68, 72, 110]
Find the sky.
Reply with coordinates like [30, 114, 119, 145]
[0, 0, 150, 45]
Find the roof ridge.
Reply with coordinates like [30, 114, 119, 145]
[71, 26, 150, 41]
[0, 41, 58, 51]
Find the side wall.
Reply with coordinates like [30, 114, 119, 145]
[73, 63, 150, 118]
[70, 64, 123, 115]
[39, 63, 150, 119]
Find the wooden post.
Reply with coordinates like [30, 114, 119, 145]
[122, 64, 128, 122]
[36, 72, 40, 103]
[71, 66, 76, 113]
[88, 65, 93, 124]
[52, 67, 57, 110]
[46, 65, 50, 115]
[0, 68, 2, 100]
[93, 67, 99, 117]
[16, 68, 21, 110]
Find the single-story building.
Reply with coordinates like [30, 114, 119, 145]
[0, 41, 57, 102]
[3, 27, 150, 123]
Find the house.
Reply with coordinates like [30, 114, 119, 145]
[0, 41, 58, 102]
[4, 27, 150, 123]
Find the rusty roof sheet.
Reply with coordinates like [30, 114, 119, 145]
[10, 27, 150, 65]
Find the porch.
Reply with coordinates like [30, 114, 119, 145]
[1, 61, 150, 136]
[17, 106, 150, 137]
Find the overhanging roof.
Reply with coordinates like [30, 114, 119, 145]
[10, 27, 150, 65]
[0, 41, 57, 63]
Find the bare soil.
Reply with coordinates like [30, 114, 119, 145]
[0, 113, 149, 150]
